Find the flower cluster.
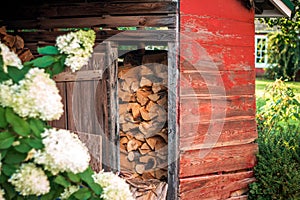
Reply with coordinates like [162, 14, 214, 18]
[34, 128, 91, 175]
[0, 68, 63, 121]
[56, 29, 96, 72]
[0, 42, 22, 73]
[92, 171, 134, 200]
[8, 163, 50, 196]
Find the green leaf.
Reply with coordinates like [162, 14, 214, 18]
[52, 62, 65, 75]
[29, 118, 45, 137]
[37, 46, 60, 55]
[31, 56, 56, 68]
[79, 167, 102, 195]
[0, 106, 8, 128]
[3, 149, 27, 164]
[6, 108, 30, 136]
[2, 163, 17, 176]
[7, 65, 30, 83]
[0, 70, 10, 83]
[2, 182, 17, 200]
[54, 175, 71, 188]
[0, 131, 15, 149]
[67, 172, 81, 183]
[14, 139, 32, 153]
[73, 188, 92, 200]
[26, 137, 44, 149]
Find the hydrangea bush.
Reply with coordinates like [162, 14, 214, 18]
[0, 30, 134, 200]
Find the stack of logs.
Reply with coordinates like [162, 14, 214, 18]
[0, 26, 34, 63]
[118, 51, 168, 181]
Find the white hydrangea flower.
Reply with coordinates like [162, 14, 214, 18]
[0, 80, 14, 108]
[8, 163, 50, 196]
[92, 171, 134, 200]
[0, 68, 63, 121]
[59, 185, 80, 200]
[0, 42, 23, 73]
[56, 30, 96, 72]
[0, 187, 5, 200]
[34, 128, 91, 175]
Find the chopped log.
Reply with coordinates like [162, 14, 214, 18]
[119, 79, 131, 92]
[119, 103, 129, 115]
[145, 100, 155, 112]
[156, 130, 168, 143]
[136, 89, 150, 106]
[140, 65, 153, 76]
[121, 122, 139, 132]
[154, 169, 167, 180]
[2, 34, 16, 48]
[157, 95, 167, 107]
[17, 48, 34, 62]
[129, 103, 141, 120]
[119, 90, 133, 102]
[152, 83, 166, 93]
[135, 164, 145, 175]
[134, 132, 146, 142]
[131, 81, 140, 92]
[146, 136, 166, 151]
[140, 76, 153, 88]
[138, 148, 152, 155]
[148, 93, 160, 102]
[14, 35, 24, 50]
[120, 136, 129, 145]
[139, 155, 157, 170]
[128, 151, 141, 162]
[120, 152, 135, 171]
[127, 138, 142, 152]
[139, 107, 150, 121]
[140, 142, 151, 150]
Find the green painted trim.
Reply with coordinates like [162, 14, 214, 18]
[282, 0, 295, 12]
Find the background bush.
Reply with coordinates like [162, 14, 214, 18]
[249, 79, 300, 200]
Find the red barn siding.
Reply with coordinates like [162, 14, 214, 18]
[179, 0, 257, 199]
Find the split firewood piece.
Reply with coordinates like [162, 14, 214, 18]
[157, 95, 167, 107]
[121, 122, 139, 132]
[119, 103, 129, 115]
[140, 76, 153, 88]
[148, 93, 160, 102]
[140, 65, 153, 76]
[127, 151, 141, 162]
[139, 107, 150, 121]
[127, 138, 142, 152]
[135, 164, 145, 175]
[119, 79, 131, 92]
[145, 101, 155, 112]
[119, 90, 133, 102]
[136, 89, 150, 106]
[14, 35, 24, 50]
[154, 169, 168, 180]
[130, 81, 140, 92]
[146, 136, 166, 151]
[0, 26, 7, 36]
[128, 103, 141, 120]
[141, 171, 156, 180]
[120, 137, 129, 151]
[152, 83, 167, 93]
[118, 65, 132, 78]
[139, 155, 157, 170]
[17, 48, 34, 63]
[156, 130, 168, 143]
[2, 34, 16, 48]
[138, 144, 152, 155]
[134, 132, 145, 142]
[118, 65, 140, 78]
[120, 152, 135, 171]
[139, 121, 161, 136]
[154, 181, 168, 200]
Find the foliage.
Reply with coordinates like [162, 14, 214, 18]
[249, 79, 300, 199]
[0, 30, 134, 200]
[260, 1, 300, 81]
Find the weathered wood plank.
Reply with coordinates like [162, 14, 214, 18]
[53, 70, 103, 82]
[17, 30, 175, 43]
[179, 95, 256, 123]
[180, 70, 255, 96]
[48, 82, 67, 129]
[167, 42, 179, 200]
[179, 171, 255, 200]
[3, 15, 176, 29]
[179, 143, 258, 178]
[180, 118, 257, 150]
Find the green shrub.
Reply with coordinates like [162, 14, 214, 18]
[249, 79, 300, 200]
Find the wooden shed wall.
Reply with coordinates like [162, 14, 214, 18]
[179, 0, 258, 199]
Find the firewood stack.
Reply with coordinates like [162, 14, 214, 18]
[118, 50, 168, 181]
[0, 26, 34, 63]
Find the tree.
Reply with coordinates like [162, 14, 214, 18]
[262, 1, 300, 81]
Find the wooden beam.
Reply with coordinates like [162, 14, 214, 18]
[2, 15, 176, 30]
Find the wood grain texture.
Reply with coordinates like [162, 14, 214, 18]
[179, 143, 258, 178]
[180, 118, 257, 150]
[179, 171, 255, 200]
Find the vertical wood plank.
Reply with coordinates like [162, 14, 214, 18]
[102, 41, 120, 172]
[167, 41, 179, 200]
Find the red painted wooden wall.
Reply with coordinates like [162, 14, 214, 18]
[179, 0, 258, 199]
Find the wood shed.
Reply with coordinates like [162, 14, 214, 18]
[0, 0, 294, 199]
